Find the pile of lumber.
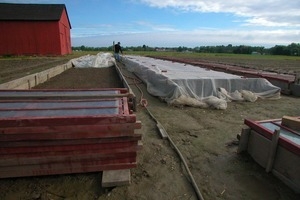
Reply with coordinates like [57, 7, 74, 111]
[0, 89, 141, 178]
[282, 116, 300, 131]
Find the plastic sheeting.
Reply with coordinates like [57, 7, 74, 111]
[123, 55, 281, 109]
[71, 52, 116, 68]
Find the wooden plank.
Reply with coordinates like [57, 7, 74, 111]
[0, 88, 141, 179]
[0, 114, 137, 127]
[0, 93, 130, 100]
[0, 151, 137, 167]
[266, 129, 280, 172]
[0, 156, 136, 174]
[0, 140, 138, 156]
[114, 63, 137, 111]
[0, 134, 142, 148]
[102, 169, 131, 187]
[237, 127, 251, 153]
[0, 88, 129, 97]
[0, 140, 140, 154]
[244, 119, 273, 140]
[0, 129, 137, 141]
[156, 121, 168, 139]
[0, 122, 141, 134]
[245, 118, 300, 156]
[247, 130, 271, 168]
[282, 116, 300, 131]
[0, 162, 136, 178]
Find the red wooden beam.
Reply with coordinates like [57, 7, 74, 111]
[0, 135, 142, 148]
[0, 140, 138, 155]
[0, 161, 137, 178]
[0, 151, 137, 167]
[0, 114, 137, 127]
[0, 121, 141, 135]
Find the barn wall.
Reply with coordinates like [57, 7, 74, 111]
[0, 21, 64, 56]
[58, 9, 72, 55]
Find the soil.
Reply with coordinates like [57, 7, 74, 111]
[156, 55, 300, 75]
[0, 57, 71, 84]
[0, 56, 300, 200]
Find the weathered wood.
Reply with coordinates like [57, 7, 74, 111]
[0, 114, 137, 127]
[237, 127, 251, 153]
[0, 129, 137, 142]
[156, 121, 168, 139]
[0, 89, 141, 179]
[282, 116, 300, 131]
[102, 169, 131, 187]
[0, 122, 141, 135]
[0, 151, 137, 167]
[243, 117, 300, 193]
[0, 162, 136, 178]
[247, 130, 271, 168]
[0, 140, 140, 154]
[0, 135, 141, 148]
[0, 93, 131, 100]
[266, 129, 280, 173]
[114, 63, 137, 111]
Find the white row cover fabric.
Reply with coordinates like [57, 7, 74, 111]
[71, 52, 116, 68]
[123, 55, 281, 109]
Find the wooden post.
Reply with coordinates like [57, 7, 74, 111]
[113, 41, 115, 53]
[282, 116, 300, 131]
[266, 129, 280, 173]
[237, 127, 251, 153]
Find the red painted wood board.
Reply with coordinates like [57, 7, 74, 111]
[0, 128, 138, 141]
[244, 119, 300, 156]
[0, 88, 129, 97]
[0, 114, 137, 127]
[0, 137, 141, 154]
[0, 89, 141, 178]
[0, 122, 141, 135]
[0, 160, 137, 178]
[0, 151, 137, 167]
[0, 135, 142, 148]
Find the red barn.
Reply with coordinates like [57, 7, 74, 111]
[0, 3, 72, 56]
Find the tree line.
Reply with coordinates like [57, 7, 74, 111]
[72, 43, 300, 56]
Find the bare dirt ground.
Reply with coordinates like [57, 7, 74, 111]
[0, 57, 71, 84]
[0, 55, 299, 200]
[166, 54, 300, 75]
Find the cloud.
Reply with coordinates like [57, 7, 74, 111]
[72, 29, 299, 48]
[134, 21, 177, 31]
[138, 0, 300, 27]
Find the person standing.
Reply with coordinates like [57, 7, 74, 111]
[114, 42, 123, 62]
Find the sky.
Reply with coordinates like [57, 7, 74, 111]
[2, 0, 300, 48]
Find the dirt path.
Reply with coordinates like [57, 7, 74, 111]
[114, 63, 300, 200]
[0, 62, 299, 200]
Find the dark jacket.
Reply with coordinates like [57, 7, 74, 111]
[114, 44, 122, 53]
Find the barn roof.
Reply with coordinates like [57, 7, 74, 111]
[0, 3, 71, 28]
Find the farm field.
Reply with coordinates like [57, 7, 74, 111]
[0, 52, 97, 84]
[1, 52, 300, 84]
[0, 52, 299, 200]
[129, 51, 300, 75]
